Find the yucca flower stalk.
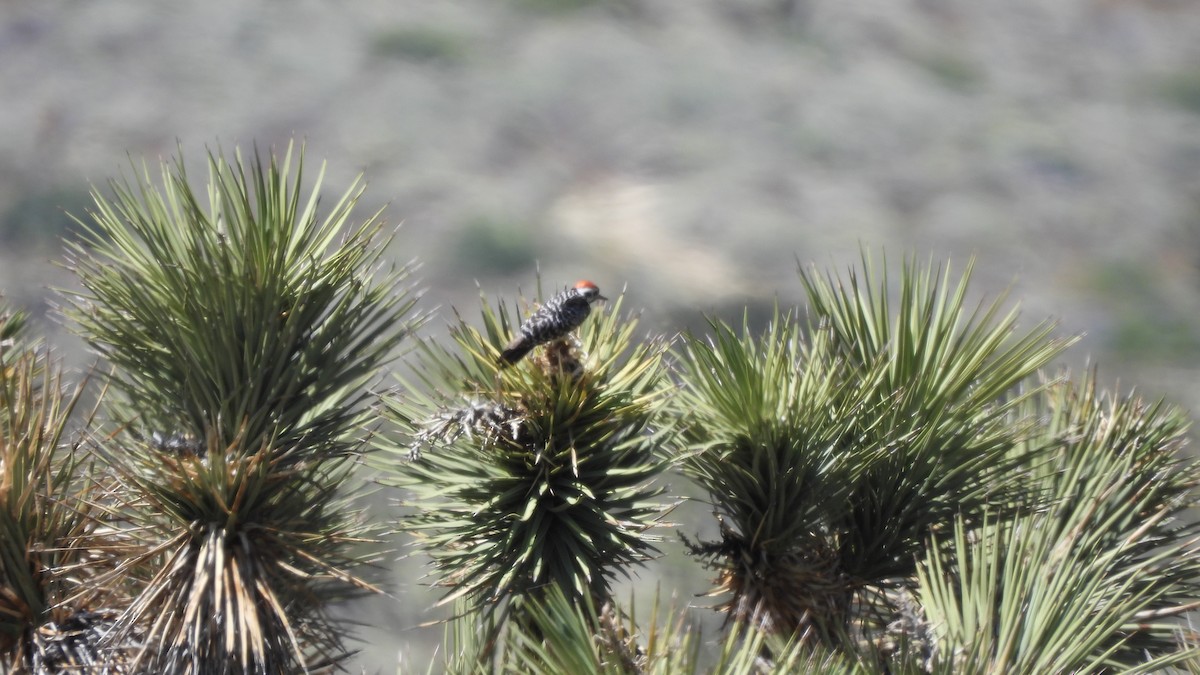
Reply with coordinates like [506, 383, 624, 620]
[0, 309, 118, 672]
[63, 143, 421, 673]
[379, 288, 672, 643]
[673, 255, 1075, 647]
[915, 375, 1200, 672]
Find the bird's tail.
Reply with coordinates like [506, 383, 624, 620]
[498, 337, 533, 366]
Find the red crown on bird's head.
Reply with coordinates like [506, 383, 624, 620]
[573, 279, 606, 302]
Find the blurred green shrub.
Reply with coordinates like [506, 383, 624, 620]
[514, 0, 616, 14]
[0, 187, 91, 246]
[454, 215, 539, 274]
[1089, 261, 1200, 360]
[1160, 67, 1200, 116]
[370, 26, 469, 64]
[913, 51, 985, 93]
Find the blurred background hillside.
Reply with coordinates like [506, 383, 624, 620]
[2, 0, 1200, 670]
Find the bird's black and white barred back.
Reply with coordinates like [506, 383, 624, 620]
[499, 280, 607, 365]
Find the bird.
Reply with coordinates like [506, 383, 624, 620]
[499, 280, 607, 365]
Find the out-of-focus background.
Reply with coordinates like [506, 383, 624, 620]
[2, 0, 1200, 670]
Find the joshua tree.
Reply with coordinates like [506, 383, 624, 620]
[670, 256, 1200, 672]
[5, 139, 1196, 673]
[378, 285, 674, 664]
[61, 144, 421, 674]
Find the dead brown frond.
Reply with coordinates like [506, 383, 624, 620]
[95, 435, 376, 675]
[28, 607, 135, 674]
[597, 600, 645, 674]
[539, 337, 586, 379]
[0, 320, 131, 672]
[407, 397, 526, 461]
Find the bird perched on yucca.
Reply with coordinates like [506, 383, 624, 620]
[499, 280, 606, 365]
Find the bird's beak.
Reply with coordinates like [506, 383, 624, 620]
[597, 294, 609, 302]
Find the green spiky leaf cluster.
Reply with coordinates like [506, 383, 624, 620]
[672, 256, 1076, 642]
[62, 144, 421, 673]
[0, 305, 30, 363]
[65, 144, 418, 459]
[434, 585, 882, 675]
[916, 376, 1200, 673]
[380, 290, 672, 630]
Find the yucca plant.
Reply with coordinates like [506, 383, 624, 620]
[915, 375, 1200, 673]
[433, 588, 655, 675]
[62, 143, 421, 673]
[431, 582, 890, 675]
[672, 255, 1076, 648]
[379, 287, 672, 646]
[0, 308, 118, 672]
